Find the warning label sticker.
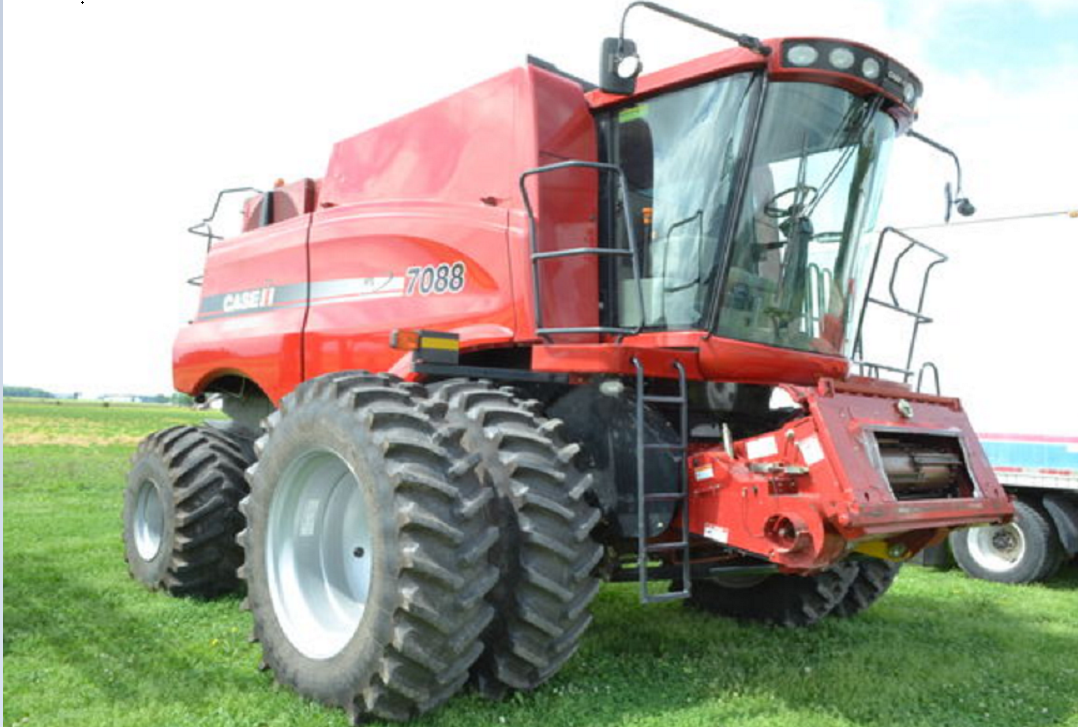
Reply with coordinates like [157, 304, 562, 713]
[745, 435, 778, 460]
[798, 435, 825, 466]
[703, 524, 729, 544]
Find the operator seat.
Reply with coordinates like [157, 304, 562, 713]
[617, 117, 656, 326]
[619, 117, 654, 245]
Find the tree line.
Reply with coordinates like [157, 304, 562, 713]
[4, 386, 193, 406]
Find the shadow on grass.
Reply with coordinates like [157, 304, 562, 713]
[3, 551, 264, 709]
[428, 577, 1078, 727]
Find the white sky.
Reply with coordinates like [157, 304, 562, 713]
[3, 0, 1077, 435]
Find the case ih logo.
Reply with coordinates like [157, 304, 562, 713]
[223, 287, 276, 313]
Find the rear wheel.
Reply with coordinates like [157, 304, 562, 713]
[123, 425, 251, 598]
[429, 380, 603, 698]
[950, 498, 1065, 584]
[686, 562, 858, 627]
[830, 559, 901, 618]
[239, 373, 498, 722]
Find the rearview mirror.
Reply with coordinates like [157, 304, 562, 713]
[910, 131, 975, 223]
[944, 182, 976, 223]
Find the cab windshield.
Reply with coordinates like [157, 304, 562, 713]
[610, 78, 895, 357]
[714, 82, 895, 355]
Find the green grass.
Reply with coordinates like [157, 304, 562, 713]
[4, 399, 1077, 727]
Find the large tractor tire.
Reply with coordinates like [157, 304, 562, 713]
[949, 498, 1065, 584]
[429, 380, 603, 698]
[123, 425, 251, 598]
[686, 562, 858, 627]
[830, 558, 902, 618]
[239, 373, 499, 723]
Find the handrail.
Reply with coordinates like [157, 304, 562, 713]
[187, 186, 263, 251]
[917, 362, 942, 395]
[519, 161, 646, 341]
[852, 226, 948, 384]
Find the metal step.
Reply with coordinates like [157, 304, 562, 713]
[644, 492, 686, 503]
[646, 541, 690, 553]
[644, 442, 685, 452]
[643, 394, 688, 405]
[641, 590, 690, 604]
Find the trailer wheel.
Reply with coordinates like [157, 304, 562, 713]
[429, 380, 603, 698]
[830, 559, 901, 618]
[686, 562, 858, 627]
[239, 373, 498, 722]
[949, 498, 1065, 584]
[123, 425, 251, 598]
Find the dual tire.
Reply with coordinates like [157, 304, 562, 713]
[233, 374, 600, 721]
[238, 373, 502, 721]
[123, 425, 252, 598]
[428, 380, 602, 697]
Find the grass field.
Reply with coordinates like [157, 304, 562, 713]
[4, 399, 1077, 727]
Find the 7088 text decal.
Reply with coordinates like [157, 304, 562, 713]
[405, 262, 466, 296]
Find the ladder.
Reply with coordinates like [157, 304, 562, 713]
[632, 357, 691, 603]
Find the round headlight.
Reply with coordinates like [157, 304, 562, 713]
[786, 44, 818, 67]
[861, 57, 881, 79]
[903, 82, 916, 103]
[617, 54, 642, 80]
[829, 47, 855, 70]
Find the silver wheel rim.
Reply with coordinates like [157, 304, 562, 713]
[133, 479, 165, 560]
[267, 449, 373, 660]
[967, 523, 1026, 572]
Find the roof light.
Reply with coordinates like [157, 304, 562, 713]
[786, 44, 818, 67]
[861, 57, 881, 79]
[829, 47, 855, 70]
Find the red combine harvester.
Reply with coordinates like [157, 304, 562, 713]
[123, 4, 1012, 722]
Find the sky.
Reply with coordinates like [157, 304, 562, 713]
[3, 0, 1077, 435]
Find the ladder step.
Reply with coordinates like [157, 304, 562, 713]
[642, 590, 691, 603]
[643, 442, 685, 452]
[644, 492, 686, 502]
[646, 541, 689, 553]
[642, 395, 687, 405]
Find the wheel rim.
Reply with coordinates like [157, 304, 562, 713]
[966, 523, 1026, 572]
[133, 479, 165, 561]
[267, 449, 373, 660]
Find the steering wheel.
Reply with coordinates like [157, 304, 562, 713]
[763, 184, 818, 219]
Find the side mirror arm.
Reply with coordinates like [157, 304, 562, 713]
[907, 129, 976, 222]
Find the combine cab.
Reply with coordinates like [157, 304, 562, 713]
[122, 4, 1012, 722]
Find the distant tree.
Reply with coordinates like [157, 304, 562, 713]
[4, 386, 55, 399]
[171, 392, 195, 407]
[140, 394, 171, 404]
